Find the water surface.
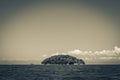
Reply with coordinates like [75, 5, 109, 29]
[0, 65, 120, 80]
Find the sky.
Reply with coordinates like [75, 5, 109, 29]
[0, 0, 120, 64]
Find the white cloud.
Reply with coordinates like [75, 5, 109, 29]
[114, 46, 120, 53]
[42, 54, 47, 58]
[69, 49, 82, 54]
[50, 46, 120, 61]
[51, 52, 60, 56]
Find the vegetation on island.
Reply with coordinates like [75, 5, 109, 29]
[41, 55, 85, 65]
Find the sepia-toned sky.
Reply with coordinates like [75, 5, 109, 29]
[0, 0, 120, 64]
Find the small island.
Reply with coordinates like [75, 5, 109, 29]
[41, 55, 85, 65]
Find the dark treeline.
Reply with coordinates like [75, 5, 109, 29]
[41, 55, 85, 65]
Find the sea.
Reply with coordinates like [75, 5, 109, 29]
[0, 65, 120, 80]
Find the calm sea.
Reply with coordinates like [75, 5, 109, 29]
[0, 65, 120, 80]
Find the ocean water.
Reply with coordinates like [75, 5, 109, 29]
[0, 65, 120, 80]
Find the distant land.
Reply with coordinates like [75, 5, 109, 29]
[41, 55, 85, 65]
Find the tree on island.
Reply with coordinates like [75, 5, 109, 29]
[41, 55, 85, 65]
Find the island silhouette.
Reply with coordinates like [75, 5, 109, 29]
[41, 55, 85, 65]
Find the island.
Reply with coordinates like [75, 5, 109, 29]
[41, 55, 85, 65]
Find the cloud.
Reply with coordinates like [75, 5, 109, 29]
[114, 46, 120, 53]
[69, 49, 82, 54]
[51, 53, 60, 56]
[42, 54, 47, 57]
[51, 52, 67, 56]
[69, 47, 120, 56]
[50, 46, 120, 61]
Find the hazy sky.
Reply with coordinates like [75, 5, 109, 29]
[0, 0, 120, 64]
